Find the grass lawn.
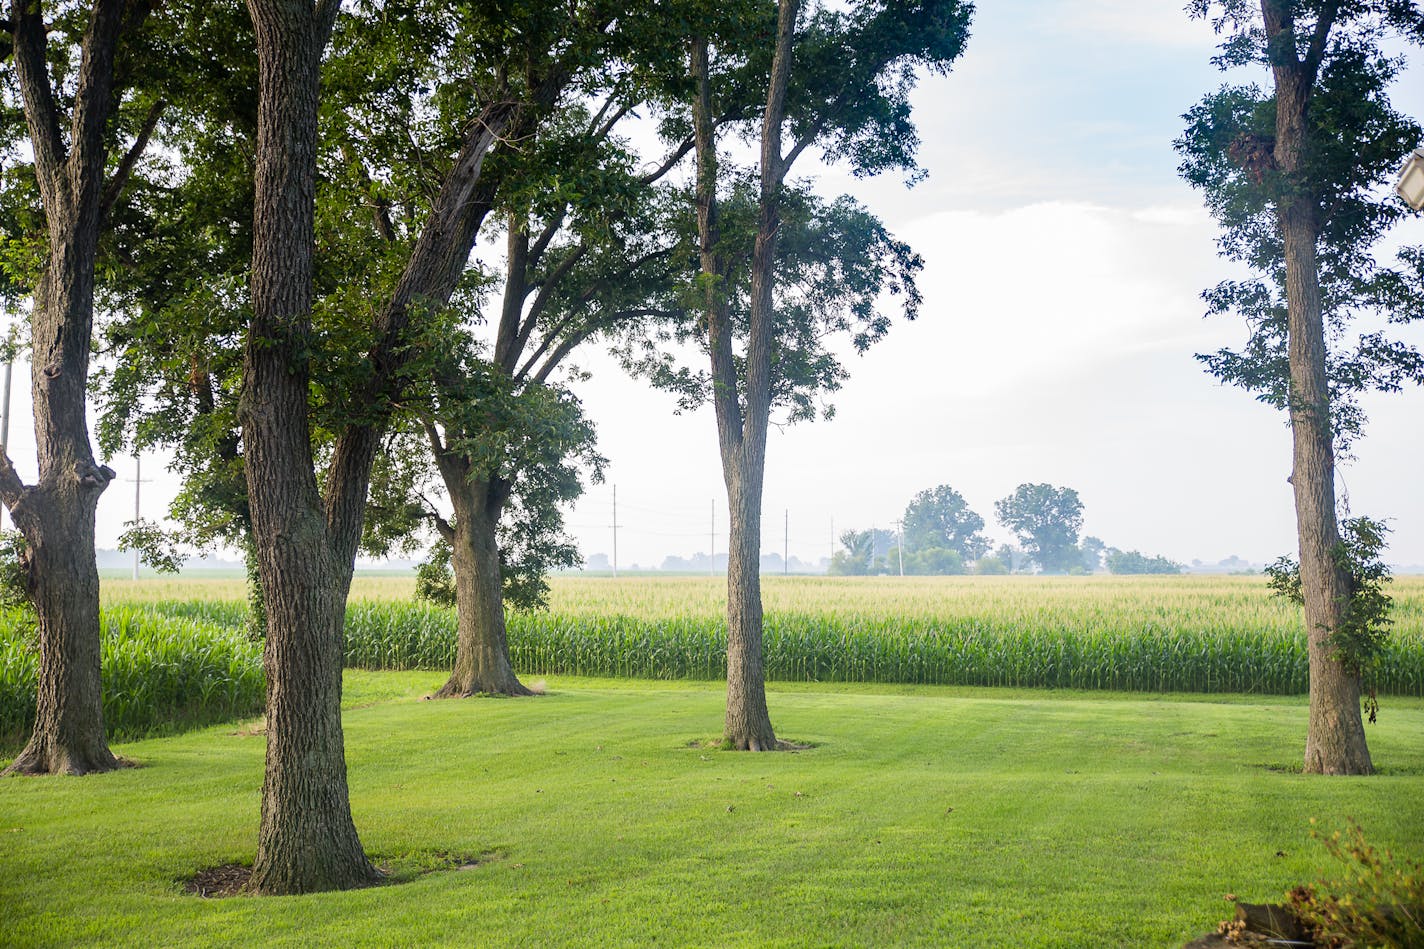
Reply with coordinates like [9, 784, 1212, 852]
[3, 675, 1422, 948]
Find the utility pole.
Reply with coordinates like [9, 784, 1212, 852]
[129, 454, 150, 581]
[784, 509, 789, 575]
[611, 484, 619, 578]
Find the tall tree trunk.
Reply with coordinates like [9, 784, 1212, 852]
[436, 482, 531, 698]
[722, 450, 775, 749]
[3, 442, 116, 775]
[1, 0, 133, 776]
[240, 0, 378, 893]
[1262, 0, 1371, 775]
[1281, 197, 1371, 775]
[690, 0, 798, 751]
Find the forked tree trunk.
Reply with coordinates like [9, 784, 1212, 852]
[241, 0, 378, 893]
[1263, 0, 1371, 775]
[689, 0, 797, 752]
[1, 0, 131, 776]
[436, 484, 531, 698]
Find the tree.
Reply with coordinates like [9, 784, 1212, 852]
[0, 0, 162, 774]
[680, 0, 971, 750]
[902, 484, 989, 564]
[1179, 0, 1424, 774]
[973, 552, 1009, 575]
[92, 0, 634, 888]
[994, 484, 1084, 574]
[1104, 549, 1183, 575]
[1079, 535, 1106, 573]
[239, 0, 382, 894]
[100, 0, 660, 705]
[329, 3, 687, 699]
[829, 529, 874, 575]
[899, 545, 964, 576]
[828, 527, 898, 575]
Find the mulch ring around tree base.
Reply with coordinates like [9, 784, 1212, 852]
[184, 864, 253, 897]
[183, 851, 498, 898]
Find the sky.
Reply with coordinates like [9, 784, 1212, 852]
[6, 0, 1423, 571]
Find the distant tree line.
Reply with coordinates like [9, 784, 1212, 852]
[829, 482, 1186, 576]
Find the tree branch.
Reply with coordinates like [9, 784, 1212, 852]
[100, 98, 166, 221]
[68, 0, 130, 215]
[10, 0, 69, 211]
[526, 204, 569, 271]
[640, 136, 694, 185]
[513, 241, 590, 367]
[529, 308, 671, 384]
[0, 450, 31, 512]
[1302, 0, 1340, 82]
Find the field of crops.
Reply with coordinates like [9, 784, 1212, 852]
[0, 605, 264, 750]
[6, 572, 1424, 752]
[109, 573, 1424, 694]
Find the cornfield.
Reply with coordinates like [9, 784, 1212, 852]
[0, 606, 264, 751]
[6, 574, 1416, 751]
[337, 575, 1424, 695]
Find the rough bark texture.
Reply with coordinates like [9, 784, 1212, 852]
[1, 0, 132, 776]
[690, 1, 799, 752]
[241, 0, 378, 893]
[1261, 0, 1371, 775]
[434, 468, 531, 698]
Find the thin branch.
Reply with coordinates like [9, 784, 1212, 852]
[592, 99, 634, 142]
[526, 204, 569, 270]
[782, 115, 828, 173]
[640, 136, 694, 185]
[10, 0, 69, 209]
[1302, 0, 1340, 81]
[0, 451, 30, 511]
[524, 306, 672, 382]
[340, 142, 396, 243]
[416, 410, 446, 455]
[517, 241, 590, 349]
[101, 98, 166, 221]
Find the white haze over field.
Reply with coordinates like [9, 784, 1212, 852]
[6, 0, 1420, 570]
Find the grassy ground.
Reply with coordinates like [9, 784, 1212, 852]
[3, 674, 1422, 948]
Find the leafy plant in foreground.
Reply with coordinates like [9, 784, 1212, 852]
[1288, 819, 1423, 949]
[1267, 517, 1394, 720]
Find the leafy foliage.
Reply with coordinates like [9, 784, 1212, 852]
[1266, 516, 1394, 684]
[1177, 3, 1424, 450]
[0, 531, 32, 615]
[414, 542, 457, 609]
[1105, 549, 1184, 576]
[621, 185, 923, 422]
[994, 484, 1085, 574]
[1288, 819, 1424, 949]
[902, 484, 989, 563]
[117, 519, 185, 575]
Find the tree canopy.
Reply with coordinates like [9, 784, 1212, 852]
[994, 483, 1084, 574]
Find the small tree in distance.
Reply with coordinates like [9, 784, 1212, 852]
[901, 484, 990, 568]
[994, 484, 1084, 574]
[1105, 549, 1184, 575]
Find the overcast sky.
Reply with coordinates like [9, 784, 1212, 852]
[553, 1, 1424, 570]
[8, 0, 1422, 570]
